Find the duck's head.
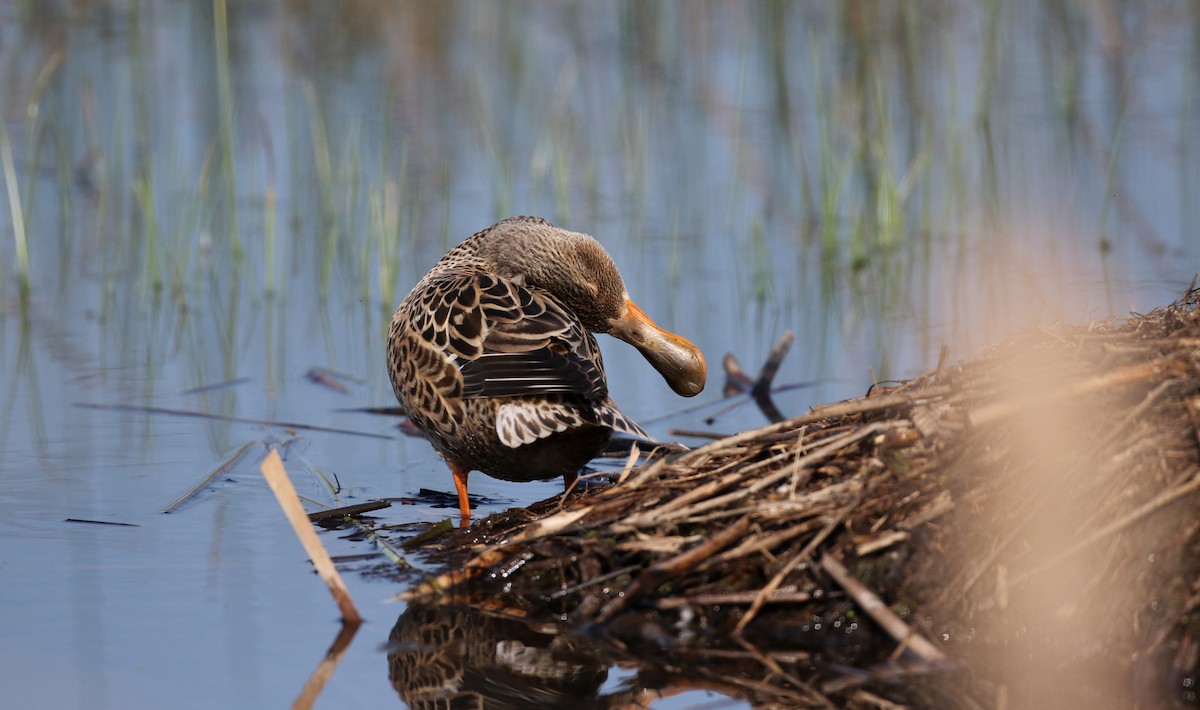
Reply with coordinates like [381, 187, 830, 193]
[474, 217, 707, 397]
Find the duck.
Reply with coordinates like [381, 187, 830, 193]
[387, 216, 706, 524]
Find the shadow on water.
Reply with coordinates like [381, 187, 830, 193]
[1, 1, 1199, 708]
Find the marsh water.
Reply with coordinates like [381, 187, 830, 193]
[1, 2, 1197, 708]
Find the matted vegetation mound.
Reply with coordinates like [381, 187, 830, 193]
[405, 287, 1200, 708]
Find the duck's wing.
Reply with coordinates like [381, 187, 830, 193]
[412, 270, 609, 401]
[397, 269, 659, 449]
[467, 272, 608, 400]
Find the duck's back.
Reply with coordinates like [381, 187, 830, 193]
[387, 256, 640, 482]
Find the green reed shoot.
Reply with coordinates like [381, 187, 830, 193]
[264, 186, 277, 295]
[303, 81, 338, 300]
[213, 0, 241, 262]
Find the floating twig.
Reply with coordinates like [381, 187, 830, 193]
[722, 353, 755, 397]
[668, 428, 732, 440]
[307, 500, 391, 523]
[64, 518, 140, 527]
[260, 449, 360, 624]
[162, 440, 263, 513]
[305, 367, 360, 394]
[181, 377, 251, 395]
[401, 519, 455, 551]
[721, 330, 796, 423]
[750, 331, 794, 417]
[76, 402, 393, 440]
[340, 517, 412, 569]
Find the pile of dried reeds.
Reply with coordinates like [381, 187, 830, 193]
[405, 286, 1200, 708]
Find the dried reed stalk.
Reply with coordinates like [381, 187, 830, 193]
[260, 449, 361, 624]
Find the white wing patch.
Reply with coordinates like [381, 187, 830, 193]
[495, 401, 587, 448]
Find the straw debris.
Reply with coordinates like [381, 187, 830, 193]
[404, 286, 1200, 706]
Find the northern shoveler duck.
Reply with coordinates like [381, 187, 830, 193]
[387, 216, 706, 524]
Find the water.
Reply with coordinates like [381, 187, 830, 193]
[1, 2, 1196, 707]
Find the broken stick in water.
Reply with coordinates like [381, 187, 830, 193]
[260, 449, 361, 624]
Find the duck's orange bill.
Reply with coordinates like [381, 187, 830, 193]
[610, 299, 706, 397]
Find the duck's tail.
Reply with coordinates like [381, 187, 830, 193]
[596, 398, 689, 454]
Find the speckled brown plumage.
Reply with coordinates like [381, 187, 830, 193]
[387, 216, 706, 523]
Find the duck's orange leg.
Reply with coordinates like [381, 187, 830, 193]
[449, 459, 472, 527]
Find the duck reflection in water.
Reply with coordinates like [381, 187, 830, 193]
[387, 603, 612, 709]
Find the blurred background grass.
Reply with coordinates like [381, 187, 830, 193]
[1, 0, 1196, 462]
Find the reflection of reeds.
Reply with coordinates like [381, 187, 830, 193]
[0, 116, 28, 292]
[13, 50, 66, 295]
